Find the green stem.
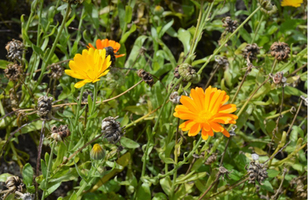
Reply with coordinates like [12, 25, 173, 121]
[231, 69, 250, 104]
[170, 122, 180, 198]
[36, 0, 44, 46]
[179, 137, 203, 166]
[152, 78, 182, 135]
[270, 59, 278, 74]
[91, 83, 98, 115]
[264, 108, 294, 120]
[34, 3, 71, 90]
[69, 86, 85, 151]
[251, 15, 264, 44]
[236, 76, 270, 118]
[41, 142, 56, 200]
[197, 6, 261, 74]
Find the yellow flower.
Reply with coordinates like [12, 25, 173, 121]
[173, 86, 238, 140]
[281, 0, 303, 7]
[90, 144, 105, 160]
[65, 48, 111, 88]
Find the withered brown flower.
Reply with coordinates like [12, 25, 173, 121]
[270, 42, 290, 61]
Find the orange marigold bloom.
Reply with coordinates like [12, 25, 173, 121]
[173, 86, 238, 140]
[88, 39, 125, 59]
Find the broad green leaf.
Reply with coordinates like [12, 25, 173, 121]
[160, 176, 172, 196]
[120, 137, 140, 149]
[41, 159, 47, 178]
[22, 163, 34, 186]
[136, 183, 151, 200]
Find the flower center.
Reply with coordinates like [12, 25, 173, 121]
[197, 110, 213, 123]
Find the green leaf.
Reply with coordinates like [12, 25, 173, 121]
[160, 176, 172, 196]
[41, 159, 47, 178]
[118, 2, 125, 30]
[191, 158, 204, 171]
[22, 163, 34, 186]
[267, 169, 279, 178]
[153, 192, 168, 200]
[0, 173, 13, 182]
[158, 19, 174, 38]
[260, 180, 274, 192]
[120, 137, 140, 149]
[284, 86, 306, 97]
[69, 192, 77, 200]
[53, 142, 66, 170]
[178, 28, 191, 54]
[136, 183, 151, 200]
[43, 182, 62, 198]
[125, 35, 148, 68]
[0, 60, 12, 69]
[121, 24, 137, 44]
[125, 5, 132, 23]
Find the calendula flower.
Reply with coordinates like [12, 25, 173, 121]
[90, 144, 105, 160]
[88, 39, 125, 63]
[281, 0, 303, 7]
[65, 48, 111, 88]
[173, 86, 238, 140]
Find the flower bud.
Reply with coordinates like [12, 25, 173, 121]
[90, 144, 105, 160]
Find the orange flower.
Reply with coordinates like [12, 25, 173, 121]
[173, 86, 238, 140]
[88, 39, 125, 60]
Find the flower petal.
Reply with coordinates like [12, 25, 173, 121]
[188, 123, 201, 136]
[222, 128, 230, 137]
[74, 79, 92, 88]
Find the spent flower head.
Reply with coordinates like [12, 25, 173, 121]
[174, 86, 238, 140]
[65, 48, 111, 88]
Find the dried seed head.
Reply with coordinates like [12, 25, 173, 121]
[270, 42, 290, 61]
[37, 96, 53, 120]
[137, 69, 154, 87]
[101, 116, 122, 144]
[205, 153, 217, 165]
[258, 0, 277, 15]
[9, 88, 19, 109]
[242, 43, 260, 61]
[290, 176, 307, 199]
[5, 176, 24, 192]
[178, 63, 201, 84]
[77, 89, 93, 103]
[174, 66, 181, 79]
[222, 17, 238, 33]
[51, 125, 70, 142]
[49, 64, 63, 80]
[214, 56, 229, 68]
[20, 193, 34, 200]
[90, 143, 106, 160]
[5, 39, 25, 61]
[218, 166, 229, 175]
[169, 92, 181, 104]
[270, 72, 287, 85]
[4, 63, 23, 82]
[104, 46, 116, 64]
[247, 161, 268, 185]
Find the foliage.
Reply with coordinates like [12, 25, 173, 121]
[0, 0, 306, 199]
